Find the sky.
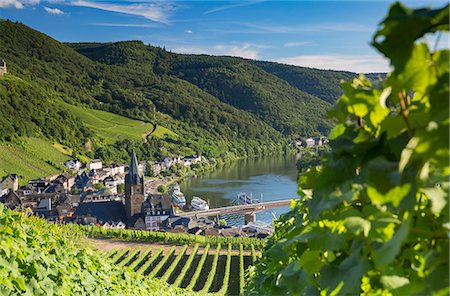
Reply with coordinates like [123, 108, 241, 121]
[0, 0, 448, 73]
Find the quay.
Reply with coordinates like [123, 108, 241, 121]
[176, 199, 293, 224]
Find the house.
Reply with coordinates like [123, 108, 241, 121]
[43, 183, 65, 194]
[53, 172, 75, 191]
[64, 159, 81, 171]
[75, 172, 89, 189]
[0, 191, 22, 209]
[111, 221, 126, 229]
[143, 194, 174, 231]
[1, 174, 19, 192]
[56, 194, 80, 220]
[181, 155, 201, 167]
[160, 216, 191, 230]
[305, 138, 316, 147]
[27, 178, 49, 193]
[132, 217, 146, 230]
[103, 176, 118, 194]
[0, 59, 7, 76]
[73, 201, 127, 223]
[0, 187, 8, 198]
[108, 164, 125, 176]
[152, 161, 165, 175]
[87, 159, 102, 171]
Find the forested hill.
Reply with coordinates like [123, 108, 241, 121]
[68, 41, 334, 135]
[1, 19, 362, 170]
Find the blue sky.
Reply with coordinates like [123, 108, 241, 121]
[0, 0, 448, 72]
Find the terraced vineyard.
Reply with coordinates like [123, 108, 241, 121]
[106, 243, 258, 295]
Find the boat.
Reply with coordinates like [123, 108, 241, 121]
[170, 183, 186, 207]
[237, 192, 259, 204]
[191, 196, 209, 211]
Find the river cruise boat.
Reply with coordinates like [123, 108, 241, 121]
[170, 183, 186, 207]
[191, 196, 209, 211]
[237, 192, 260, 204]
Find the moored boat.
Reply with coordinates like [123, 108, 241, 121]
[237, 192, 259, 204]
[191, 196, 209, 211]
[170, 183, 186, 207]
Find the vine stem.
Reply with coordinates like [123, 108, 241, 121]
[399, 91, 413, 138]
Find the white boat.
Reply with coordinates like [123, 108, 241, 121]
[191, 196, 209, 211]
[237, 192, 259, 204]
[170, 183, 186, 207]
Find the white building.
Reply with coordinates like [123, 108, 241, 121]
[306, 138, 316, 147]
[64, 160, 81, 171]
[87, 159, 102, 171]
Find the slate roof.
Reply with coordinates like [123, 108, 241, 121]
[73, 201, 126, 222]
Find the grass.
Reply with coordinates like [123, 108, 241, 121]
[62, 102, 156, 144]
[152, 125, 177, 139]
[0, 138, 71, 185]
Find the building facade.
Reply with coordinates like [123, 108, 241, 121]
[124, 150, 144, 221]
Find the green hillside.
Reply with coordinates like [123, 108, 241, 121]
[61, 102, 156, 144]
[0, 18, 363, 179]
[0, 138, 71, 185]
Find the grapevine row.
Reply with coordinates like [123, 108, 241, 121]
[239, 244, 245, 295]
[111, 247, 130, 264]
[200, 243, 221, 293]
[118, 248, 140, 267]
[128, 248, 152, 272]
[148, 246, 176, 277]
[215, 243, 232, 295]
[136, 247, 163, 275]
[83, 225, 265, 249]
[160, 245, 188, 282]
[173, 244, 199, 287]
[186, 243, 210, 290]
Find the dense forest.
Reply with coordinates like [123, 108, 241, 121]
[0, 19, 363, 168]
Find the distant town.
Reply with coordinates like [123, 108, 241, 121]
[0, 137, 327, 238]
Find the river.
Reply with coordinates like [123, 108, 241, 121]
[180, 154, 300, 227]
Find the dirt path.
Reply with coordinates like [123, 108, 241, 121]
[88, 238, 257, 256]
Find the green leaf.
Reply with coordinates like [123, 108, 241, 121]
[422, 186, 448, 214]
[373, 218, 410, 268]
[373, 2, 449, 70]
[343, 216, 371, 237]
[380, 275, 410, 289]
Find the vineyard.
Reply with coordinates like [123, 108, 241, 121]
[104, 242, 258, 295]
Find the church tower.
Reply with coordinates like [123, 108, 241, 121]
[125, 150, 144, 221]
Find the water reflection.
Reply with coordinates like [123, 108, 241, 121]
[180, 154, 299, 226]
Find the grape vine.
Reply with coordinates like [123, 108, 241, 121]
[248, 2, 449, 295]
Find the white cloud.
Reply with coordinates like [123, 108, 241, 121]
[204, 0, 265, 15]
[184, 29, 193, 34]
[210, 22, 371, 35]
[172, 43, 259, 60]
[71, 0, 175, 24]
[44, 6, 64, 14]
[276, 54, 390, 73]
[284, 41, 315, 48]
[94, 23, 159, 28]
[0, 0, 39, 9]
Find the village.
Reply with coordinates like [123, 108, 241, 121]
[0, 137, 327, 238]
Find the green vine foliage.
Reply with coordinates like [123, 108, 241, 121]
[248, 2, 449, 295]
[0, 205, 192, 295]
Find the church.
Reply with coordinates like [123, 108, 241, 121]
[125, 150, 174, 231]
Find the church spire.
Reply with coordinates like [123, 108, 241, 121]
[125, 149, 144, 221]
[126, 149, 141, 185]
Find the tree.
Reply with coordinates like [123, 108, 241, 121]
[248, 3, 449, 295]
[157, 185, 166, 193]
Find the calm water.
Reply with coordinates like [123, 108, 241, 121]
[180, 154, 300, 226]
